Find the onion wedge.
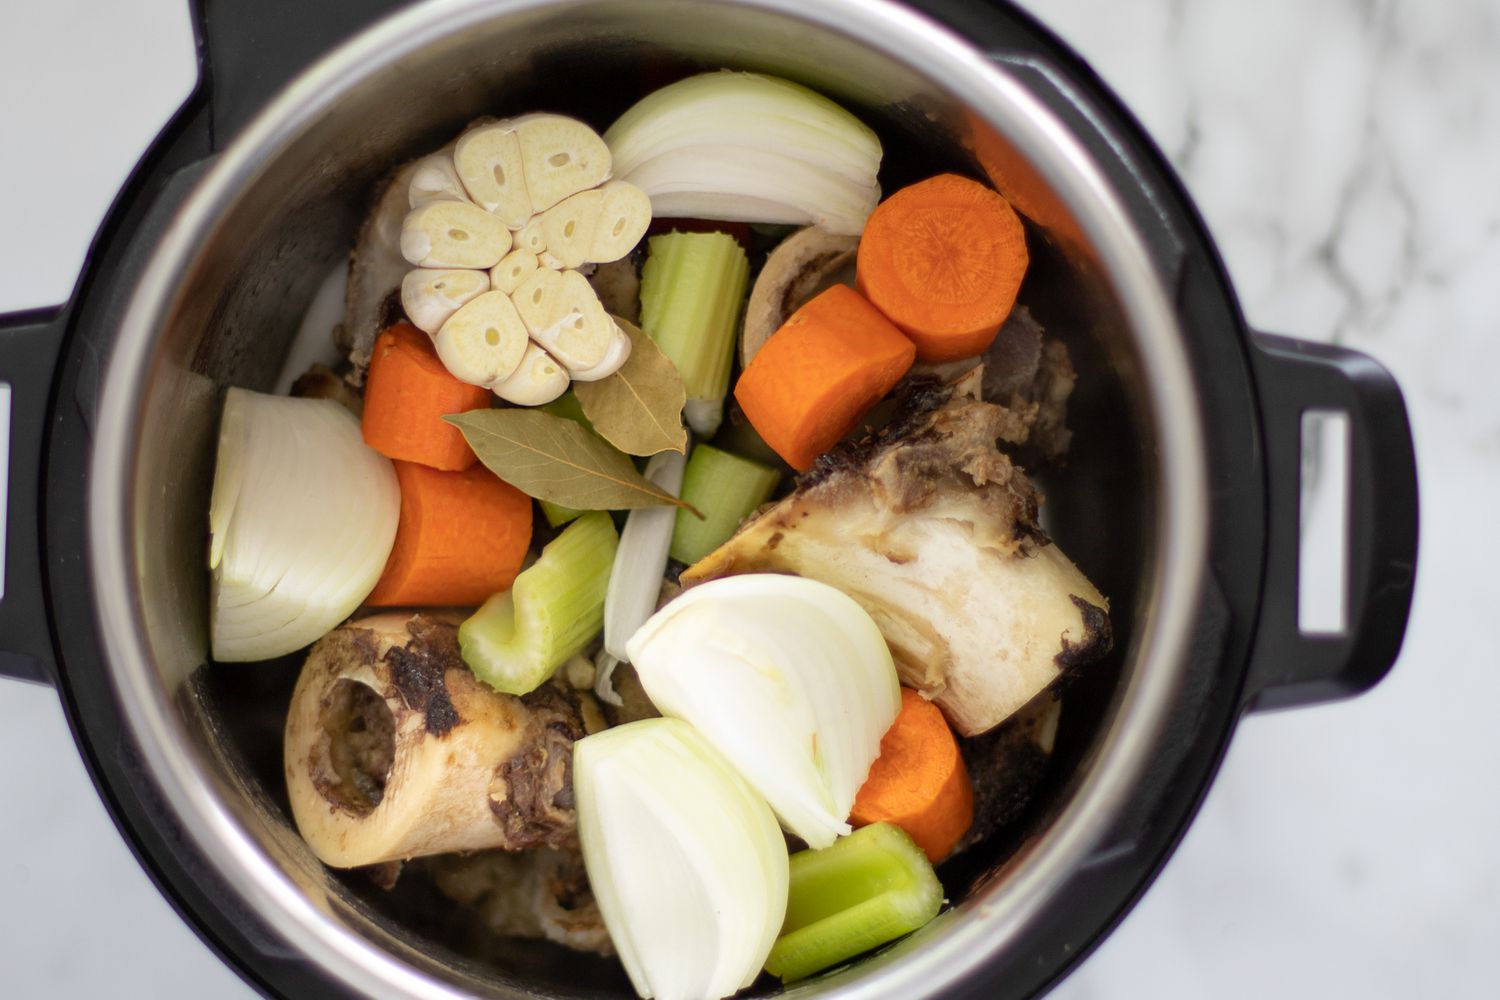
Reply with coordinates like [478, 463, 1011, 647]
[627, 574, 901, 848]
[575, 718, 788, 1000]
[605, 71, 882, 235]
[209, 389, 399, 662]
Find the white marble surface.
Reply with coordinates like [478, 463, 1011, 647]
[0, 0, 1495, 997]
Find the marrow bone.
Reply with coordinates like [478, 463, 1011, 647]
[682, 370, 1111, 736]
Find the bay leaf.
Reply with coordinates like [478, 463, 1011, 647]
[574, 318, 688, 456]
[446, 409, 696, 513]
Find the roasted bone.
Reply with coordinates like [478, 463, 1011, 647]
[284, 613, 582, 868]
[740, 226, 859, 367]
[682, 369, 1110, 736]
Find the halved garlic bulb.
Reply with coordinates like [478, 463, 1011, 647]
[398, 114, 653, 403]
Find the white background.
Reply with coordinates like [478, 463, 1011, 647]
[1, 0, 1496, 997]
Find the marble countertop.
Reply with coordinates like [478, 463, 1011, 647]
[1, 0, 1494, 996]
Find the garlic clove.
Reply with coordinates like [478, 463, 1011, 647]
[491, 342, 571, 406]
[490, 249, 540, 296]
[537, 251, 566, 270]
[566, 322, 633, 382]
[538, 189, 603, 270]
[589, 180, 652, 263]
[408, 152, 470, 208]
[513, 113, 613, 215]
[401, 201, 512, 269]
[512, 267, 567, 338]
[515, 214, 548, 256]
[401, 267, 491, 334]
[453, 123, 533, 229]
[433, 290, 530, 387]
[513, 269, 616, 372]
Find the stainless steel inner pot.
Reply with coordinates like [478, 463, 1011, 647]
[87, 0, 1208, 995]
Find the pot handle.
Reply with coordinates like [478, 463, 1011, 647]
[0, 306, 68, 685]
[1240, 332, 1418, 712]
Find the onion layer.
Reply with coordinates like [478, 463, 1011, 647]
[626, 574, 901, 848]
[603, 450, 686, 661]
[209, 388, 399, 662]
[605, 72, 882, 236]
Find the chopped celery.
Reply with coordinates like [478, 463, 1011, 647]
[670, 444, 780, 565]
[639, 231, 750, 437]
[459, 511, 619, 695]
[540, 499, 584, 528]
[711, 412, 788, 470]
[541, 390, 590, 426]
[764, 822, 943, 982]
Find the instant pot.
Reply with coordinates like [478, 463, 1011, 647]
[0, 0, 1418, 997]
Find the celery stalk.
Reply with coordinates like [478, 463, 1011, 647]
[764, 822, 943, 982]
[639, 231, 749, 437]
[670, 444, 780, 565]
[459, 511, 619, 695]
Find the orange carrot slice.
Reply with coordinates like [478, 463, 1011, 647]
[362, 323, 492, 471]
[366, 461, 532, 607]
[856, 173, 1028, 362]
[733, 284, 915, 472]
[850, 687, 974, 863]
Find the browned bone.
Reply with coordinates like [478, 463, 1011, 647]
[683, 369, 1110, 736]
[284, 614, 584, 867]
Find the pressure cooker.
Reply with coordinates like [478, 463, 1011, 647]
[0, 0, 1418, 996]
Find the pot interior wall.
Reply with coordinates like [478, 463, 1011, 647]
[124, 2, 1159, 995]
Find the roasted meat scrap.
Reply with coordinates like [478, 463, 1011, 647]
[340, 160, 418, 385]
[284, 613, 585, 868]
[952, 693, 1062, 853]
[289, 363, 363, 416]
[682, 368, 1111, 737]
[915, 305, 1076, 464]
[426, 847, 613, 956]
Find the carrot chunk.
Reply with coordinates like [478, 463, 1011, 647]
[733, 284, 915, 471]
[361, 323, 492, 471]
[850, 687, 974, 863]
[855, 173, 1028, 362]
[366, 461, 532, 607]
